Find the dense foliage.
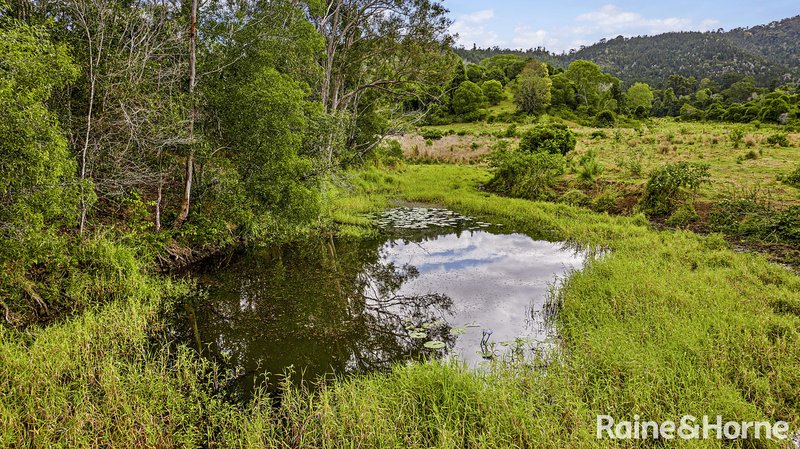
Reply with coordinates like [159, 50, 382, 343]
[518, 125, 577, 155]
[457, 16, 800, 88]
[486, 148, 566, 200]
[638, 162, 711, 216]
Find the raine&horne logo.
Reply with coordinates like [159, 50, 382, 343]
[596, 415, 794, 442]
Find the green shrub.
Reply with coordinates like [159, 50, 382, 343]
[729, 127, 745, 148]
[782, 163, 800, 188]
[595, 110, 616, 127]
[518, 124, 576, 155]
[577, 150, 604, 183]
[632, 105, 649, 119]
[558, 189, 591, 207]
[766, 132, 790, 147]
[486, 148, 565, 200]
[772, 206, 800, 244]
[452, 80, 485, 116]
[710, 200, 800, 245]
[638, 162, 710, 216]
[420, 128, 445, 140]
[591, 185, 621, 213]
[504, 123, 518, 138]
[481, 79, 505, 105]
[590, 130, 608, 139]
[666, 203, 699, 227]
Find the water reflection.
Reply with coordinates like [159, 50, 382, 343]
[170, 212, 586, 397]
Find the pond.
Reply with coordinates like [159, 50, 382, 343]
[168, 207, 588, 397]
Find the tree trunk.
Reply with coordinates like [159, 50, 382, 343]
[174, 0, 197, 228]
[79, 18, 98, 235]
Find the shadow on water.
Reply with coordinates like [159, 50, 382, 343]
[166, 207, 590, 400]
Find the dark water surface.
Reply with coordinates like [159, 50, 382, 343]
[169, 208, 587, 396]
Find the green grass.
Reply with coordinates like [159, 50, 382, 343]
[408, 119, 800, 209]
[314, 164, 800, 448]
[3, 163, 800, 448]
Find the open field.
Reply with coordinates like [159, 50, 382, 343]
[398, 119, 800, 208]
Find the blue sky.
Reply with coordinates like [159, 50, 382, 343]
[446, 1, 799, 53]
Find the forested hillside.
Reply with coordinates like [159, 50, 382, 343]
[561, 31, 795, 88]
[726, 16, 800, 72]
[457, 15, 800, 88]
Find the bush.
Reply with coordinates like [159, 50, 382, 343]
[632, 105, 649, 119]
[595, 110, 616, 127]
[783, 163, 800, 188]
[590, 130, 608, 139]
[486, 148, 565, 200]
[591, 185, 621, 213]
[638, 162, 710, 216]
[710, 200, 800, 245]
[371, 139, 405, 167]
[518, 124, 576, 155]
[481, 80, 505, 105]
[666, 203, 699, 227]
[558, 189, 591, 207]
[504, 124, 518, 138]
[766, 132, 790, 147]
[577, 150, 604, 183]
[452, 80, 485, 116]
[729, 127, 745, 148]
[420, 128, 445, 140]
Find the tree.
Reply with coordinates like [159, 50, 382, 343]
[481, 54, 527, 80]
[482, 80, 505, 105]
[513, 62, 551, 114]
[174, 0, 199, 228]
[485, 66, 508, 85]
[49, 0, 189, 231]
[564, 60, 604, 109]
[197, 0, 325, 236]
[310, 0, 454, 163]
[550, 73, 577, 109]
[452, 80, 485, 115]
[667, 74, 698, 97]
[626, 82, 654, 114]
[465, 63, 486, 83]
[0, 23, 79, 233]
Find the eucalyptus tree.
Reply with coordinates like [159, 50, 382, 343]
[564, 60, 620, 113]
[626, 82, 654, 114]
[513, 61, 551, 114]
[198, 0, 325, 239]
[37, 0, 188, 231]
[309, 0, 454, 164]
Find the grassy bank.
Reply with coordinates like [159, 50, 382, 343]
[311, 164, 800, 448]
[3, 163, 800, 448]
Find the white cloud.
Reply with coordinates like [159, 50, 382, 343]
[511, 27, 558, 50]
[460, 9, 494, 24]
[451, 9, 505, 48]
[452, 4, 720, 53]
[575, 4, 717, 35]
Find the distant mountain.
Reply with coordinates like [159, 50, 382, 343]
[725, 16, 800, 74]
[560, 31, 796, 88]
[456, 15, 800, 88]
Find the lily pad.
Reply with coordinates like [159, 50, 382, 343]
[423, 340, 446, 349]
[410, 332, 427, 339]
[449, 327, 466, 335]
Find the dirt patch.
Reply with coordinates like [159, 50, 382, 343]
[396, 134, 499, 163]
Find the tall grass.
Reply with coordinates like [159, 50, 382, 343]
[3, 163, 799, 448]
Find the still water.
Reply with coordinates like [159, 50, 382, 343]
[169, 208, 587, 395]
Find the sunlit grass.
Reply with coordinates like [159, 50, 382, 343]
[3, 162, 799, 448]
